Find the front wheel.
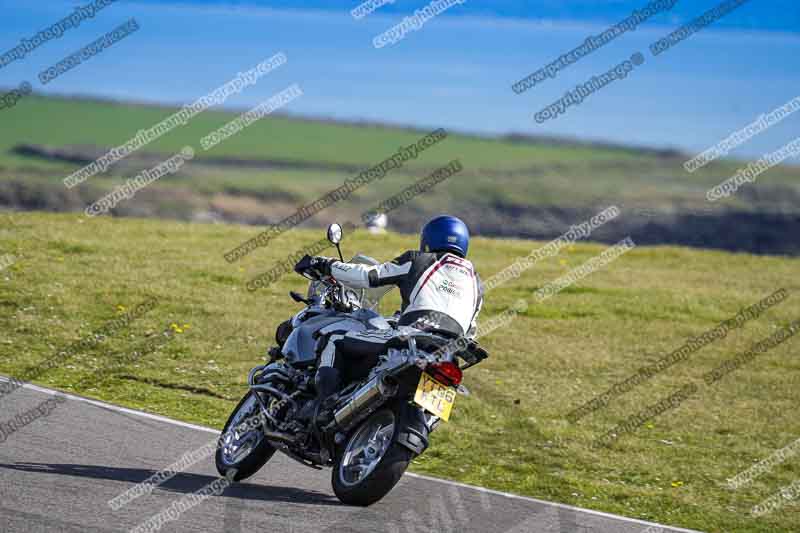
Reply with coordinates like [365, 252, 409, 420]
[332, 407, 415, 506]
[215, 392, 276, 481]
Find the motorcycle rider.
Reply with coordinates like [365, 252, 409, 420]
[294, 215, 483, 399]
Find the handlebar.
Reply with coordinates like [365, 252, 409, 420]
[290, 270, 360, 314]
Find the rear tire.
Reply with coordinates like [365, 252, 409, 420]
[215, 392, 276, 482]
[331, 407, 415, 506]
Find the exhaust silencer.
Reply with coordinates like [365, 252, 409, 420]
[332, 374, 398, 431]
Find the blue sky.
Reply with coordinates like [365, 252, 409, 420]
[132, 0, 800, 33]
[1, 0, 799, 159]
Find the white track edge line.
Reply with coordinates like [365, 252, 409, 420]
[1, 376, 702, 533]
[0, 377, 218, 435]
[403, 473, 701, 532]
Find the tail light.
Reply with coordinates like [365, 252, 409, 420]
[429, 361, 463, 386]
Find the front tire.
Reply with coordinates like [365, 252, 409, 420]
[215, 392, 276, 481]
[332, 407, 415, 506]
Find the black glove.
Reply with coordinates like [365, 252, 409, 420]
[294, 255, 334, 277]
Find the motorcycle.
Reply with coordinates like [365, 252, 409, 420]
[215, 223, 489, 506]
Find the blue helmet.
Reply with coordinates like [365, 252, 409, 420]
[420, 215, 470, 257]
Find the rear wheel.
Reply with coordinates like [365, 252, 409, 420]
[215, 392, 276, 481]
[332, 407, 414, 506]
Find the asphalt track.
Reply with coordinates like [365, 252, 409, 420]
[0, 379, 702, 533]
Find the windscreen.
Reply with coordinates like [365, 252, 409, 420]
[346, 254, 393, 310]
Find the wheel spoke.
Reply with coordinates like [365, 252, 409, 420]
[346, 445, 366, 462]
[343, 463, 369, 482]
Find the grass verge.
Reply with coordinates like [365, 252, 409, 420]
[1, 212, 799, 532]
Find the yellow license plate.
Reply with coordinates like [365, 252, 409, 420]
[414, 372, 456, 421]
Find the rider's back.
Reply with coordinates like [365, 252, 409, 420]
[330, 249, 482, 339]
[392, 250, 481, 338]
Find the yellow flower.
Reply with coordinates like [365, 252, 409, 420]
[646, 422, 654, 429]
[117, 305, 126, 313]
[671, 481, 684, 488]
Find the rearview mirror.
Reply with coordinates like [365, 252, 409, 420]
[327, 223, 343, 245]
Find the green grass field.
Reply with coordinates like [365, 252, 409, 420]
[2, 212, 798, 532]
